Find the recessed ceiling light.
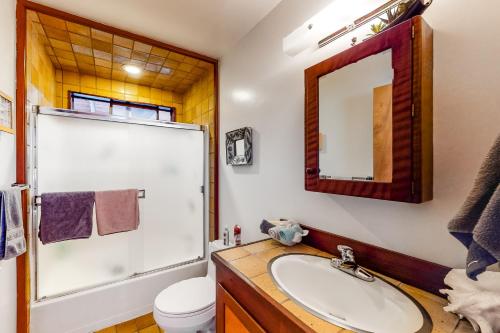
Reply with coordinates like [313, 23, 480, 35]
[123, 64, 142, 75]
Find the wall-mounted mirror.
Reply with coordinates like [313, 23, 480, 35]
[305, 16, 433, 203]
[226, 127, 253, 166]
[319, 49, 393, 183]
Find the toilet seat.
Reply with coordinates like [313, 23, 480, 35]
[154, 277, 215, 317]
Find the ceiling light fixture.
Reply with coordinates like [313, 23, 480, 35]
[123, 64, 142, 75]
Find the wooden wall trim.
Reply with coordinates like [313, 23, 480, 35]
[23, 1, 217, 64]
[214, 62, 220, 239]
[411, 16, 434, 202]
[301, 224, 450, 296]
[16, 0, 30, 332]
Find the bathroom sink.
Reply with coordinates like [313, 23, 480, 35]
[269, 254, 432, 333]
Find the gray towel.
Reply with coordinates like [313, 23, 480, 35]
[449, 134, 500, 280]
[1, 189, 26, 260]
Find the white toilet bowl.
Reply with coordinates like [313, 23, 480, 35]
[153, 240, 232, 333]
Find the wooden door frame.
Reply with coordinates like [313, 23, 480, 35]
[15, 1, 220, 331]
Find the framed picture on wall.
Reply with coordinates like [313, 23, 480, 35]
[0, 90, 14, 134]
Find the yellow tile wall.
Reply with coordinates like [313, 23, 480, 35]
[181, 70, 216, 240]
[26, 11, 57, 107]
[55, 71, 184, 118]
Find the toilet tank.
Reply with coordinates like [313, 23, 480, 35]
[207, 240, 234, 279]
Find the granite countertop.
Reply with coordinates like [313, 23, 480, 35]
[215, 239, 474, 333]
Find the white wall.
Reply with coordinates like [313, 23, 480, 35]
[0, 0, 18, 332]
[219, 0, 500, 268]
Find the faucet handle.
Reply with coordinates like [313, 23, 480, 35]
[337, 245, 355, 264]
[337, 245, 353, 253]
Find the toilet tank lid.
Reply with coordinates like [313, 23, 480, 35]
[154, 277, 215, 315]
[209, 239, 234, 252]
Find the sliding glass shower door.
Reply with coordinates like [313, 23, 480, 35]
[32, 108, 206, 300]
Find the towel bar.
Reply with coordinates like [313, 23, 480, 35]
[11, 183, 30, 190]
[33, 189, 146, 206]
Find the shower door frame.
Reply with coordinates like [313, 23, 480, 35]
[29, 106, 210, 301]
[16, 1, 220, 331]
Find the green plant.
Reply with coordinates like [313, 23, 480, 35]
[370, 21, 387, 35]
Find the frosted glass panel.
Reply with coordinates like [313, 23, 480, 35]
[35, 114, 205, 299]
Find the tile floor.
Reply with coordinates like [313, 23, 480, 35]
[95, 313, 164, 333]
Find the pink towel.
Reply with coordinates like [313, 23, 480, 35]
[95, 189, 140, 236]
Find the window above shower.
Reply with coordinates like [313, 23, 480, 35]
[70, 92, 175, 121]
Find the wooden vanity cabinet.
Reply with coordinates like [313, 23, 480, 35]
[216, 284, 265, 333]
[214, 257, 315, 333]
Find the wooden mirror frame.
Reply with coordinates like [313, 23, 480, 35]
[304, 16, 433, 203]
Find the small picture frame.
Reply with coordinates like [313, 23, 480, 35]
[226, 127, 252, 166]
[0, 90, 14, 134]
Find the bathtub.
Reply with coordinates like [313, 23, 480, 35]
[30, 259, 207, 333]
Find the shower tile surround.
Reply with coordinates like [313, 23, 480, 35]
[26, 9, 218, 241]
[54, 70, 184, 113]
[28, 10, 212, 94]
[214, 239, 474, 333]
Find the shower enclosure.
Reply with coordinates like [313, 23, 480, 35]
[28, 106, 208, 301]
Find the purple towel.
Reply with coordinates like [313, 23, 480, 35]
[39, 192, 95, 245]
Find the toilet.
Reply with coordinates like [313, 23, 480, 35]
[153, 240, 233, 333]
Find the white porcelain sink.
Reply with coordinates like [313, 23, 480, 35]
[269, 254, 432, 333]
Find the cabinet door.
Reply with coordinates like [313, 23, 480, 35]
[304, 16, 433, 203]
[216, 283, 265, 333]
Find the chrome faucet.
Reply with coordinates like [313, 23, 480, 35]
[331, 245, 375, 282]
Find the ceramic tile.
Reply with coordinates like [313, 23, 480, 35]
[69, 33, 92, 48]
[315, 250, 333, 258]
[114, 35, 134, 49]
[135, 313, 156, 330]
[115, 319, 137, 333]
[133, 41, 152, 53]
[94, 326, 116, 333]
[38, 13, 67, 30]
[282, 300, 344, 333]
[400, 284, 460, 333]
[91, 28, 113, 43]
[282, 243, 321, 255]
[31, 10, 209, 94]
[67, 22, 91, 36]
[251, 273, 288, 303]
[218, 247, 251, 262]
[367, 269, 402, 287]
[255, 247, 287, 263]
[231, 255, 268, 278]
[244, 239, 282, 254]
[50, 38, 73, 52]
[138, 325, 159, 333]
[453, 319, 475, 333]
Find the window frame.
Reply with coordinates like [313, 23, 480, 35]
[69, 91, 176, 122]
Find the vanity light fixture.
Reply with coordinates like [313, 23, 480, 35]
[122, 64, 142, 75]
[283, 0, 389, 56]
[282, 0, 431, 56]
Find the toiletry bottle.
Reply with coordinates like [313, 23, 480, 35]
[234, 225, 241, 246]
[223, 226, 229, 246]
